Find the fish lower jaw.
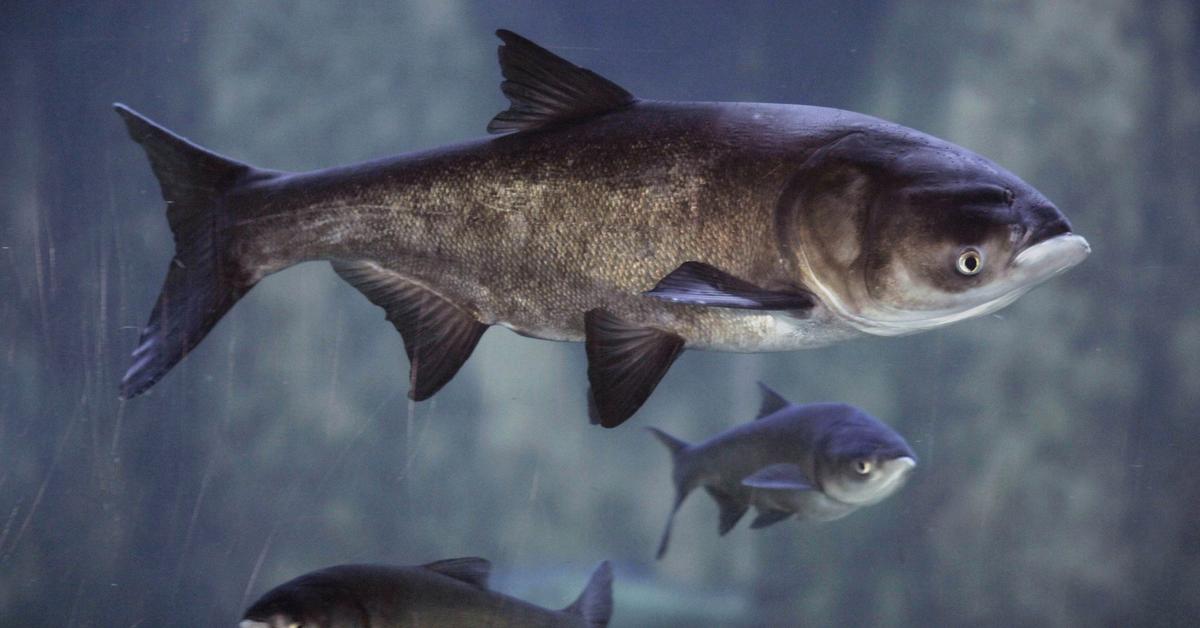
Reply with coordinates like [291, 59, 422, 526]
[841, 288, 1030, 337]
[826, 457, 917, 505]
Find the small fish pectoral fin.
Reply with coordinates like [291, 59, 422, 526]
[750, 510, 793, 530]
[487, 30, 636, 135]
[705, 486, 749, 536]
[755, 382, 791, 419]
[421, 557, 492, 590]
[643, 261, 817, 311]
[742, 463, 815, 491]
[332, 261, 488, 401]
[584, 309, 684, 428]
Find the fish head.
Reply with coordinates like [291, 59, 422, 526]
[242, 569, 367, 628]
[811, 406, 917, 506]
[780, 129, 1090, 336]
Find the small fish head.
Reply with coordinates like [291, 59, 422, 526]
[781, 129, 1089, 336]
[242, 569, 368, 628]
[811, 406, 917, 506]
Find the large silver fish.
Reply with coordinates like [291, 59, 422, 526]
[240, 558, 613, 628]
[649, 384, 916, 558]
[115, 30, 1089, 427]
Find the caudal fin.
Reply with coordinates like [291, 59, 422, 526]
[647, 427, 694, 559]
[115, 104, 269, 398]
[563, 561, 614, 627]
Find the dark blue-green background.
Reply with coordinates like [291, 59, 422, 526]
[2, 1, 1197, 625]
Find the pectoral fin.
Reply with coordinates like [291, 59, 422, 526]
[332, 261, 488, 401]
[643, 262, 816, 311]
[750, 510, 793, 529]
[584, 309, 684, 428]
[742, 463, 814, 491]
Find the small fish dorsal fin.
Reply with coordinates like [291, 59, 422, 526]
[755, 382, 791, 419]
[487, 29, 635, 134]
[422, 557, 491, 590]
[562, 561, 614, 627]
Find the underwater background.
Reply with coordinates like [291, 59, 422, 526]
[1, 1, 1198, 626]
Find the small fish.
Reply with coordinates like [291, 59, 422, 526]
[240, 557, 613, 628]
[115, 30, 1088, 427]
[649, 384, 916, 559]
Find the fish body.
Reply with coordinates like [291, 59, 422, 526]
[240, 558, 613, 628]
[650, 384, 916, 558]
[227, 101, 863, 351]
[115, 30, 1089, 427]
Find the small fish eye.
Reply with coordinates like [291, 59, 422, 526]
[854, 459, 872, 475]
[956, 249, 983, 276]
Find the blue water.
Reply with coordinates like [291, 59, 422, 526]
[1, 1, 1197, 626]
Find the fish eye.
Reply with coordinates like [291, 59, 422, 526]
[854, 459, 872, 475]
[956, 249, 983, 276]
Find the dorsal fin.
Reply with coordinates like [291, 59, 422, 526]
[755, 382, 791, 419]
[422, 557, 491, 590]
[487, 29, 635, 134]
[562, 561, 614, 627]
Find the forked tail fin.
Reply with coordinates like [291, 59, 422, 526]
[562, 561, 614, 627]
[114, 104, 272, 398]
[647, 427, 695, 559]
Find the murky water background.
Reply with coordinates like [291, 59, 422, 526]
[2, 1, 1198, 626]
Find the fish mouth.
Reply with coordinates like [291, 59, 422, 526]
[1012, 232, 1091, 280]
[841, 233, 1090, 337]
[866, 456, 916, 502]
[834, 456, 916, 505]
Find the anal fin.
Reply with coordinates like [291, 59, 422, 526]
[584, 309, 684, 428]
[333, 261, 488, 401]
[705, 486, 749, 536]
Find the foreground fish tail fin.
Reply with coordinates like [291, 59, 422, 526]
[647, 427, 697, 559]
[563, 561, 614, 627]
[114, 104, 271, 398]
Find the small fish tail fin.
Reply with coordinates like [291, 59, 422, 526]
[114, 104, 270, 398]
[563, 561, 614, 627]
[647, 427, 696, 559]
[647, 426, 689, 457]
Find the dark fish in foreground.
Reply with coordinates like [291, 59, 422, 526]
[115, 29, 1089, 427]
[241, 557, 613, 628]
[650, 384, 916, 559]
